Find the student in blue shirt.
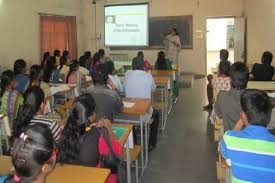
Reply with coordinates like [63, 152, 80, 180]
[124, 57, 159, 151]
[14, 59, 30, 94]
[220, 89, 275, 182]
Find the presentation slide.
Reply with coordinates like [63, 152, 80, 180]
[104, 4, 149, 47]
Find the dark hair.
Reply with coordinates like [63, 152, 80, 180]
[66, 60, 79, 83]
[0, 70, 15, 97]
[12, 125, 55, 183]
[14, 59, 27, 75]
[62, 50, 69, 58]
[261, 51, 273, 65]
[132, 57, 144, 70]
[98, 49, 105, 58]
[219, 60, 231, 76]
[230, 62, 249, 90]
[241, 89, 272, 127]
[13, 86, 45, 138]
[220, 49, 229, 61]
[156, 51, 166, 70]
[41, 52, 50, 67]
[58, 94, 96, 163]
[93, 53, 101, 68]
[43, 56, 56, 83]
[53, 50, 61, 57]
[92, 64, 108, 85]
[105, 61, 115, 75]
[79, 56, 88, 68]
[29, 65, 42, 88]
[172, 28, 179, 35]
[59, 56, 68, 71]
[137, 51, 144, 59]
[84, 51, 92, 59]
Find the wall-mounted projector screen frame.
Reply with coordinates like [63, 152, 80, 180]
[104, 3, 149, 47]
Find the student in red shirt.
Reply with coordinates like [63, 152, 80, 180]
[137, 51, 152, 71]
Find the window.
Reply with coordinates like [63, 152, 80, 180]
[40, 14, 78, 60]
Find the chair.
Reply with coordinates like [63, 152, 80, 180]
[214, 117, 224, 142]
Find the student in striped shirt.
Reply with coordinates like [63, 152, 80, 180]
[13, 86, 62, 142]
[220, 89, 275, 182]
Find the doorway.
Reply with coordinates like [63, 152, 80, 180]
[206, 17, 246, 75]
[206, 18, 234, 74]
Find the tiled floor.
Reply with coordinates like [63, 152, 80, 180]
[142, 78, 218, 183]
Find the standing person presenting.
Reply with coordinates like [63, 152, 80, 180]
[163, 28, 182, 64]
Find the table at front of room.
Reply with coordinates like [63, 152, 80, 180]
[0, 156, 110, 183]
[114, 98, 151, 178]
[153, 76, 171, 130]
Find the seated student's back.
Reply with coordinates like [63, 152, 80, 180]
[155, 51, 172, 70]
[252, 51, 274, 81]
[14, 59, 30, 94]
[124, 57, 156, 99]
[220, 89, 275, 182]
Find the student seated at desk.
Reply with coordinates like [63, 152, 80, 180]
[86, 64, 123, 121]
[54, 49, 61, 66]
[105, 61, 123, 93]
[124, 57, 159, 151]
[43, 56, 57, 83]
[92, 52, 102, 73]
[0, 70, 23, 124]
[137, 51, 152, 71]
[79, 55, 90, 75]
[29, 65, 52, 99]
[13, 86, 62, 142]
[98, 49, 106, 63]
[66, 60, 84, 95]
[58, 56, 70, 82]
[251, 51, 274, 81]
[215, 62, 249, 132]
[14, 59, 30, 94]
[155, 51, 172, 70]
[0, 125, 57, 183]
[220, 89, 275, 182]
[204, 60, 231, 110]
[41, 52, 50, 69]
[58, 94, 123, 183]
[62, 50, 70, 64]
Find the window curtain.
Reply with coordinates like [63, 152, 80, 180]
[40, 15, 78, 60]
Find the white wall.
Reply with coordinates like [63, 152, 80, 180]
[0, 0, 84, 70]
[244, 0, 275, 66]
[82, 0, 244, 74]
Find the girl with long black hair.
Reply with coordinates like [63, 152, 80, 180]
[0, 125, 57, 183]
[58, 93, 124, 183]
[13, 86, 62, 142]
[0, 70, 23, 124]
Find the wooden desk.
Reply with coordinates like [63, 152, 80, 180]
[247, 81, 275, 91]
[48, 165, 110, 183]
[113, 123, 133, 146]
[153, 77, 170, 130]
[116, 98, 151, 177]
[0, 156, 110, 183]
[149, 70, 176, 79]
[112, 123, 133, 183]
[122, 98, 151, 116]
[0, 156, 12, 174]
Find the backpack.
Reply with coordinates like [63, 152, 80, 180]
[97, 127, 127, 183]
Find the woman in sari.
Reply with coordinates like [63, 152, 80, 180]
[164, 28, 182, 64]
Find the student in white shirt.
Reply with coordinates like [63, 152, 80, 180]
[124, 57, 159, 151]
[105, 60, 123, 92]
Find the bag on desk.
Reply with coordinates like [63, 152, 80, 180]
[98, 127, 127, 183]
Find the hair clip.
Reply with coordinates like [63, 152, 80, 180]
[20, 133, 28, 141]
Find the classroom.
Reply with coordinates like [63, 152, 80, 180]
[0, 0, 275, 183]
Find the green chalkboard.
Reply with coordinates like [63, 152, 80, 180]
[149, 15, 193, 49]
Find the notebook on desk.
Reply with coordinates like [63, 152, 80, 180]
[50, 85, 71, 95]
[123, 102, 135, 108]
